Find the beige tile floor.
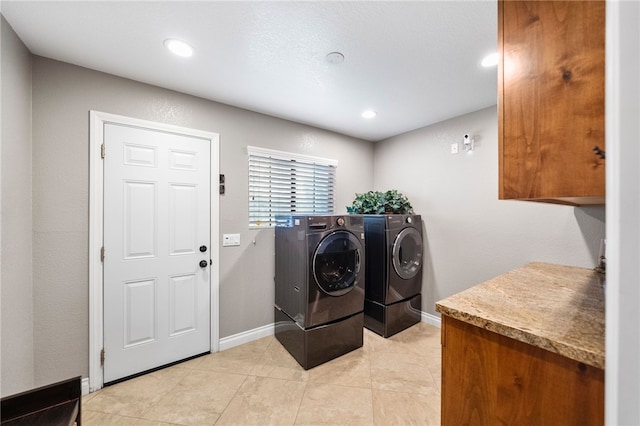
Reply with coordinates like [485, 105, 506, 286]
[83, 322, 442, 425]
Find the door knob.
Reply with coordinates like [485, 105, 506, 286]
[199, 245, 207, 253]
[199, 260, 208, 268]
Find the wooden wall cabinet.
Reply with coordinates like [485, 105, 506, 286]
[498, 1, 605, 205]
[441, 316, 604, 426]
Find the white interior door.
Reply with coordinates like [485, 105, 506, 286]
[103, 123, 211, 383]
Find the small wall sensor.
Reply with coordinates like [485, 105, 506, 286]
[463, 134, 475, 152]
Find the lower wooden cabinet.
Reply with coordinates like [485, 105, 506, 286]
[441, 316, 604, 426]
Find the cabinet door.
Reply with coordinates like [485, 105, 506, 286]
[498, 1, 605, 205]
[441, 316, 604, 426]
[441, 317, 500, 425]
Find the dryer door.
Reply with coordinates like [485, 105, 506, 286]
[313, 231, 362, 296]
[392, 227, 423, 279]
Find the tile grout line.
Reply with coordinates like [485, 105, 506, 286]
[292, 378, 310, 426]
[214, 373, 252, 424]
[135, 366, 192, 422]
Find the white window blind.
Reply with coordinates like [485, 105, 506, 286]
[248, 146, 337, 228]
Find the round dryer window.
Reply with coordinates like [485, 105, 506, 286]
[312, 231, 362, 296]
[392, 227, 423, 279]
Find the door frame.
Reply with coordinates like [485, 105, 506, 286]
[88, 111, 220, 392]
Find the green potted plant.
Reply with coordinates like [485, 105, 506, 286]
[346, 190, 414, 214]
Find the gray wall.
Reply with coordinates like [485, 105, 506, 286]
[29, 56, 373, 385]
[373, 106, 606, 316]
[1, 16, 34, 397]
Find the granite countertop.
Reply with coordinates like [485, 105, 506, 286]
[435, 262, 605, 369]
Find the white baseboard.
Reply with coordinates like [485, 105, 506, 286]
[421, 311, 442, 328]
[218, 310, 440, 352]
[82, 377, 90, 395]
[219, 323, 275, 351]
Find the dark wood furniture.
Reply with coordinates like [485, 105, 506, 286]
[1, 376, 81, 425]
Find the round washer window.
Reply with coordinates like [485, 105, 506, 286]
[392, 227, 423, 279]
[312, 231, 362, 296]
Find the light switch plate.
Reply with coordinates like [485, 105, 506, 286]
[451, 143, 459, 154]
[222, 233, 240, 247]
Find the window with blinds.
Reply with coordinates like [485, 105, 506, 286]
[248, 146, 337, 228]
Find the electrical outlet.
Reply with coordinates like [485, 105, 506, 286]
[451, 143, 459, 154]
[223, 234, 240, 247]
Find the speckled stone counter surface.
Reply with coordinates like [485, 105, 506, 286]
[435, 262, 605, 369]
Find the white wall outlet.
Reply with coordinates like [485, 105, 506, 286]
[222, 233, 241, 247]
[451, 143, 459, 154]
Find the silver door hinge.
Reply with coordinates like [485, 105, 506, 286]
[100, 247, 105, 262]
[100, 348, 105, 366]
[100, 144, 105, 159]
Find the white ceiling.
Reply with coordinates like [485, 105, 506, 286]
[1, 1, 498, 141]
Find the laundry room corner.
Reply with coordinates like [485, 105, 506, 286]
[373, 106, 605, 321]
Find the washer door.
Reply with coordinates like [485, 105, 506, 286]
[392, 227, 423, 279]
[312, 231, 362, 296]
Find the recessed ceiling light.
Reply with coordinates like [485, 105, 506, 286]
[164, 39, 193, 57]
[326, 52, 345, 64]
[361, 110, 377, 119]
[481, 52, 498, 67]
